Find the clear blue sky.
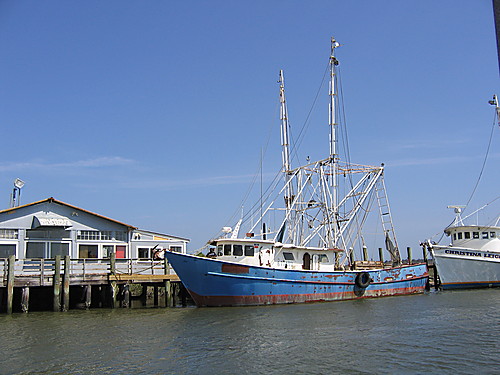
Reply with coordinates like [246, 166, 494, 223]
[1, 1, 498, 254]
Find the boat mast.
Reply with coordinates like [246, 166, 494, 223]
[329, 37, 340, 246]
[279, 70, 293, 240]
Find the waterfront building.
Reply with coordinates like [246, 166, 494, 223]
[0, 197, 188, 259]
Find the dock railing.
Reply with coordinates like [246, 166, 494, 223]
[0, 257, 175, 287]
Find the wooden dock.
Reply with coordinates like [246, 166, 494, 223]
[0, 254, 187, 313]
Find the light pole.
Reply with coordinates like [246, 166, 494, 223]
[10, 178, 25, 208]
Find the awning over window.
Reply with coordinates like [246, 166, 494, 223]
[32, 216, 72, 228]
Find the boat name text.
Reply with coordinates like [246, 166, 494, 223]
[445, 250, 500, 259]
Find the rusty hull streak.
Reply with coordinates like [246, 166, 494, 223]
[221, 264, 250, 274]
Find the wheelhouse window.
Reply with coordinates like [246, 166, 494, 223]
[464, 232, 470, 239]
[457, 232, 463, 240]
[482, 232, 488, 239]
[318, 254, 329, 263]
[217, 245, 223, 256]
[490, 232, 496, 238]
[224, 244, 231, 256]
[473, 232, 479, 239]
[170, 246, 182, 253]
[283, 252, 294, 261]
[244, 245, 254, 256]
[453, 233, 456, 241]
[233, 244, 243, 256]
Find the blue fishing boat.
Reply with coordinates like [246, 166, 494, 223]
[165, 38, 428, 307]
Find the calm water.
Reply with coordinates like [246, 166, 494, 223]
[0, 289, 498, 375]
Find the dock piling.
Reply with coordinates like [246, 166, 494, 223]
[21, 287, 29, 313]
[62, 255, 70, 311]
[7, 255, 15, 314]
[53, 255, 61, 312]
[407, 247, 412, 265]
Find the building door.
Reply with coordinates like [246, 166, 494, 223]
[116, 245, 126, 258]
[302, 253, 311, 270]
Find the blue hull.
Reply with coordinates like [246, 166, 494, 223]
[165, 252, 429, 307]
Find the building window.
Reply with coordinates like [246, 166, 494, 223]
[170, 246, 182, 253]
[138, 248, 150, 258]
[115, 231, 127, 241]
[103, 245, 114, 258]
[0, 244, 16, 258]
[101, 231, 112, 240]
[26, 242, 46, 258]
[79, 244, 98, 258]
[50, 243, 69, 257]
[77, 231, 115, 241]
[0, 229, 18, 239]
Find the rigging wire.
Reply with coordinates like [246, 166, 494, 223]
[431, 106, 499, 244]
[462, 108, 498, 214]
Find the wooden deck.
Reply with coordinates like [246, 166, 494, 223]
[0, 254, 185, 313]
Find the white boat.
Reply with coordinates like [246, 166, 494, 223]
[424, 206, 500, 289]
[424, 96, 500, 289]
[165, 37, 428, 307]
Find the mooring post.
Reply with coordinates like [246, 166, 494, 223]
[21, 286, 29, 313]
[53, 255, 61, 312]
[164, 257, 172, 307]
[84, 285, 91, 309]
[153, 285, 159, 307]
[141, 284, 148, 307]
[362, 246, 368, 261]
[378, 248, 384, 264]
[349, 248, 354, 269]
[122, 284, 130, 308]
[165, 280, 172, 308]
[7, 255, 15, 314]
[407, 247, 412, 265]
[422, 245, 428, 263]
[62, 255, 70, 312]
